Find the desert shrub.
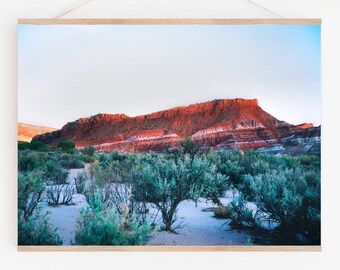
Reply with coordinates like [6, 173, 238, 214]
[18, 142, 30, 150]
[111, 151, 128, 162]
[18, 210, 62, 245]
[45, 160, 58, 172]
[57, 140, 75, 149]
[228, 197, 260, 229]
[242, 151, 270, 176]
[138, 154, 217, 231]
[18, 171, 45, 220]
[179, 135, 202, 158]
[98, 152, 110, 164]
[201, 170, 229, 207]
[211, 149, 244, 187]
[18, 151, 47, 172]
[81, 162, 147, 222]
[81, 146, 96, 156]
[45, 160, 69, 184]
[74, 195, 154, 245]
[240, 167, 320, 244]
[81, 164, 113, 207]
[46, 184, 75, 206]
[49, 145, 58, 151]
[82, 155, 96, 163]
[29, 140, 46, 151]
[95, 152, 132, 170]
[75, 172, 87, 194]
[58, 152, 74, 160]
[18, 168, 62, 245]
[204, 150, 320, 244]
[59, 158, 85, 169]
[168, 136, 204, 164]
[57, 141, 75, 153]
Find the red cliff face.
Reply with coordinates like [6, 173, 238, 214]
[32, 99, 309, 152]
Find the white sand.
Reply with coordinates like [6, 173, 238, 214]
[41, 194, 87, 245]
[147, 198, 249, 246]
[41, 167, 250, 246]
[40, 167, 88, 245]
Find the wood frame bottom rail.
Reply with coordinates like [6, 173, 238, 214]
[18, 245, 321, 252]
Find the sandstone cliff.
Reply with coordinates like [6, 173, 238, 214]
[32, 99, 319, 153]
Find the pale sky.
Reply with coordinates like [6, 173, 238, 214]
[18, 24, 320, 128]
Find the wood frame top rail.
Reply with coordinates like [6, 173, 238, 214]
[18, 18, 322, 25]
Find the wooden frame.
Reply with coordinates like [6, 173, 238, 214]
[18, 18, 321, 25]
[18, 18, 321, 252]
[18, 245, 321, 252]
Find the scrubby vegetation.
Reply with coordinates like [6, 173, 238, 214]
[46, 184, 75, 206]
[18, 138, 320, 245]
[18, 169, 63, 245]
[18, 210, 62, 245]
[57, 141, 75, 151]
[17, 141, 83, 245]
[58, 158, 85, 169]
[18, 140, 46, 151]
[74, 194, 154, 245]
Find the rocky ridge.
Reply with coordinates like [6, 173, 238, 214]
[32, 99, 320, 154]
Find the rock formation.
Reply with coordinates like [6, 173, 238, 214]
[32, 98, 320, 154]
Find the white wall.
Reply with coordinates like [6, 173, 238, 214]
[1, 1, 340, 270]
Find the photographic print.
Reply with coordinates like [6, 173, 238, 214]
[17, 19, 321, 250]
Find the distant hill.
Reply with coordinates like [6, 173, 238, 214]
[18, 122, 58, 142]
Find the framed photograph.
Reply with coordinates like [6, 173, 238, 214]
[17, 19, 321, 251]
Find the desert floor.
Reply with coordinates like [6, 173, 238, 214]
[41, 167, 250, 246]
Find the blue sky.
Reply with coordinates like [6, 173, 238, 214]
[18, 24, 320, 128]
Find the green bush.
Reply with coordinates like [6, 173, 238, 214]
[75, 171, 87, 194]
[18, 171, 45, 220]
[211, 149, 244, 187]
[81, 146, 96, 156]
[45, 160, 69, 184]
[228, 197, 260, 229]
[239, 167, 320, 244]
[207, 150, 320, 244]
[98, 152, 110, 164]
[57, 141, 75, 152]
[74, 195, 154, 245]
[178, 135, 202, 159]
[138, 154, 219, 231]
[82, 155, 96, 163]
[18, 168, 62, 245]
[81, 161, 148, 223]
[18, 142, 30, 150]
[18, 210, 62, 245]
[18, 151, 47, 172]
[29, 140, 46, 151]
[59, 158, 85, 169]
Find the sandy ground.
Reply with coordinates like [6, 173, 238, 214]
[147, 197, 249, 246]
[40, 167, 88, 245]
[41, 167, 250, 246]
